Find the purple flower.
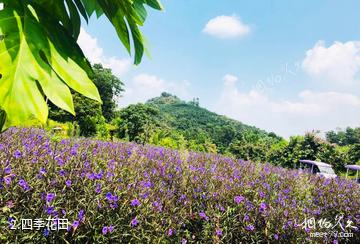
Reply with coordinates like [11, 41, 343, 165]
[168, 228, 174, 236]
[40, 167, 46, 175]
[143, 180, 152, 188]
[199, 212, 209, 221]
[234, 195, 245, 204]
[78, 209, 85, 221]
[19, 179, 30, 191]
[65, 180, 72, 187]
[110, 203, 118, 209]
[274, 234, 279, 240]
[245, 225, 255, 231]
[6, 201, 14, 208]
[102, 226, 115, 234]
[153, 201, 163, 212]
[102, 226, 108, 235]
[216, 228, 223, 236]
[130, 199, 140, 207]
[5, 167, 11, 174]
[46, 193, 56, 203]
[141, 193, 149, 199]
[95, 183, 102, 194]
[4, 176, 11, 185]
[181, 239, 187, 244]
[14, 150, 21, 158]
[105, 192, 118, 202]
[180, 194, 187, 201]
[259, 202, 267, 212]
[108, 225, 114, 233]
[72, 220, 79, 229]
[244, 214, 250, 221]
[46, 206, 54, 215]
[43, 228, 49, 237]
[131, 218, 138, 227]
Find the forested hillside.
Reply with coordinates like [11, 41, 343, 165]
[146, 93, 282, 153]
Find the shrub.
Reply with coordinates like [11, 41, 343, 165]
[0, 128, 359, 243]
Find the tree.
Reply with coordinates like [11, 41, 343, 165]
[49, 92, 104, 137]
[90, 64, 124, 122]
[326, 127, 360, 146]
[264, 132, 347, 173]
[48, 63, 123, 136]
[0, 0, 162, 130]
[115, 104, 159, 144]
[348, 144, 360, 164]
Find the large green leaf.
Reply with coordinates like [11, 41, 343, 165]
[0, 6, 100, 128]
[146, 0, 164, 10]
[0, 0, 163, 130]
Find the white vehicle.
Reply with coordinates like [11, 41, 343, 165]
[298, 160, 337, 179]
[345, 165, 360, 184]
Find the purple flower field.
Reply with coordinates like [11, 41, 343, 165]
[0, 128, 359, 242]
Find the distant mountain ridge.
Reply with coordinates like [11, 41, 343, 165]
[146, 92, 281, 152]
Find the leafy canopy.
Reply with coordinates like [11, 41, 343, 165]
[0, 0, 162, 129]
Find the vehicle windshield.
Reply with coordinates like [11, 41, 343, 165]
[318, 165, 335, 175]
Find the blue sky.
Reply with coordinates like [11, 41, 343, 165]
[79, 0, 360, 138]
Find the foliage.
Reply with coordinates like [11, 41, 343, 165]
[264, 133, 348, 173]
[149, 130, 187, 150]
[49, 63, 122, 137]
[326, 127, 360, 146]
[348, 144, 360, 164]
[115, 103, 159, 144]
[44, 120, 78, 138]
[90, 64, 124, 122]
[0, 0, 162, 130]
[145, 93, 281, 153]
[49, 92, 105, 138]
[0, 128, 359, 242]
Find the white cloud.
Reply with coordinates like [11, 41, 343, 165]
[223, 74, 238, 86]
[203, 15, 250, 39]
[214, 79, 360, 138]
[77, 28, 131, 77]
[302, 41, 360, 84]
[118, 74, 191, 107]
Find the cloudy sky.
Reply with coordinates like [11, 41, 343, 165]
[79, 0, 360, 138]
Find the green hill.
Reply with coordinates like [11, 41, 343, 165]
[146, 92, 282, 152]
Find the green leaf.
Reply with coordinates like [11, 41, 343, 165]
[134, 1, 147, 23]
[127, 18, 144, 65]
[66, 0, 81, 39]
[0, 0, 163, 128]
[37, 0, 73, 36]
[73, 0, 88, 23]
[110, 9, 131, 54]
[82, 0, 103, 18]
[146, 0, 164, 10]
[0, 7, 99, 128]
